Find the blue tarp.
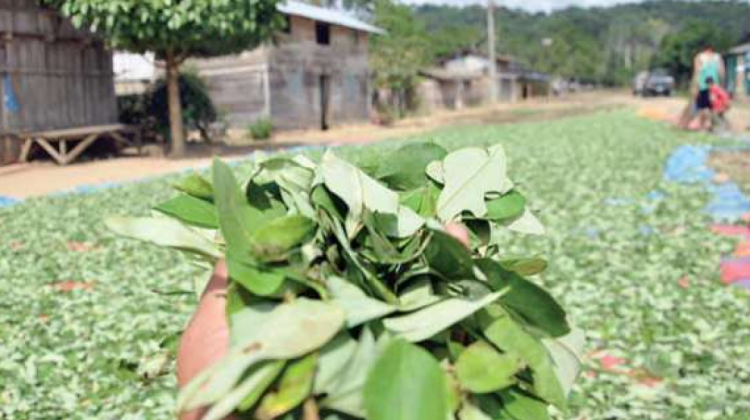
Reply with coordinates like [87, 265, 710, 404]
[3, 75, 19, 113]
[664, 144, 750, 222]
[0, 196, 19, 208]
[647, 190, 667, 201]
[663, 145, 715, 184]
[706, 183, 750, 222]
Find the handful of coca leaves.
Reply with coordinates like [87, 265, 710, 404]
[108, 142, 583, 420]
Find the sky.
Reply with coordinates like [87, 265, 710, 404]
[401, 0, 651, 13]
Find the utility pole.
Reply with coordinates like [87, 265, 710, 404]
[487, 0, 498, 104]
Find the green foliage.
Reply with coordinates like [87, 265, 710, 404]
[653, 21, 733, 87]
[153, 195, 219, 229]
[44, 0, 284, 59]
[148, 71, 218, 142]
[455, 341, 521, 393]
[2, 111, 750, 420]
[118, 72, 219, 142]
[46, 0, 284, 155]
[364, 340, 448, 420]
[428, 25, 482, 61]
[112, 125, 578, 417]
[414, 0, 750, 85]
[370, 0, 432, 115]
[248, 118, 274, 141]
[117, 93, 151, 126]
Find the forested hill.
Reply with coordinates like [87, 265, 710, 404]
[413, 0, 750, 85]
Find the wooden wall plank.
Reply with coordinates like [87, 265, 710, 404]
[0, 1, 116, 141]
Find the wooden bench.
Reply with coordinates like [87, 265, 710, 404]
[18, 124, 141, 166]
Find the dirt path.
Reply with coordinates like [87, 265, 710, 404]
[634, 94, 750, 133]
[2, 91, 731, 200]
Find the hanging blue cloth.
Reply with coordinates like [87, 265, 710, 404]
[3, 74, 19, 113]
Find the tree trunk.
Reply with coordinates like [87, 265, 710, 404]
[166, 50, 186, 158]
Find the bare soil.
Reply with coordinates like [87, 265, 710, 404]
[709, 151, 750, 194]
[2, 91, 748, 200]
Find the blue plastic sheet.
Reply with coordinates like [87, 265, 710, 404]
[639, 225, 655, 236]
[647, 190, 667, 201]
[604, 197, 634, 206]
[3, 75, 19, 113]
[664, 144, 750, 222]
[663, 145, 715, 184]
[705, 182, 750, 222]
[0, 196, 19, 208]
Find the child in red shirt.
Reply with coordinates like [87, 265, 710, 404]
[709, 80, 730, 113]
[708, 77, 731, 131]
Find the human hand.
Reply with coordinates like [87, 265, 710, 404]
[175, 224, 470, 420]
[176, 261, 236, 420]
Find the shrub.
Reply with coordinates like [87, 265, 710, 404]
[247, 118, 273, 141]
[117, 93, 149, 126]
[118, 93, 161, 143]
[148, 71, 218, 142]
[374, 102, 398, 126]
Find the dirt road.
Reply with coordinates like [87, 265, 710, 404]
[1, 91, 746, 200]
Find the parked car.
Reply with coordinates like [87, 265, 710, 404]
[633, 69, 675, 97]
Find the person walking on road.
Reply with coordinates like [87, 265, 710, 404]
[691, 43, 726, 131]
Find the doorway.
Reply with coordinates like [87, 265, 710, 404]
[319, 75, 330, 131]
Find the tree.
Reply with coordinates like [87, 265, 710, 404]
[654, 21, 732, 87]
[370, 0, 431, 116]
[45, 0, 284, 157]
[428, 26, 482, 61]
[412, 0, 750, 87]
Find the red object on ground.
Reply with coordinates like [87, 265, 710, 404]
[66, 241, 97, 252]
[720, 258, 750, 284]
[589, 350, 628, 372]
[711, 224, 750, 237]
[678, 276, 690, 289]
[51, 281, 95, 292]
[600, 354, 626, 371]
[710, 85, 731, 114]
[635, 374, 664, 388]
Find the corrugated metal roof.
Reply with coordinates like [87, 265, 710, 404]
[278, 1, 384, 35]
[420, 68, 482, 81]
[729, 43, 750, 55]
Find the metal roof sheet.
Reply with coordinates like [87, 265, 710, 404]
[728, 43, 750, 55]
[278, 1, 384, 34]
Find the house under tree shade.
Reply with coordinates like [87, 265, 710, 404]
[189, 1, 383, 131]
[725, 43, 750, 97]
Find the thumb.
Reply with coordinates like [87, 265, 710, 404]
[445, 222, 470, 248]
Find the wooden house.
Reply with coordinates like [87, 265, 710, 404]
[725, 43, 750, 99]
[0, 0, 117, 164]
[420, 52, 550, 111]
[189, 1, 383, 131]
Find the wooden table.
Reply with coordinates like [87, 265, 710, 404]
[18, 124, 141, 166]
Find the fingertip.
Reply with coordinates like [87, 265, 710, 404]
[445, 222, 470, 247]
